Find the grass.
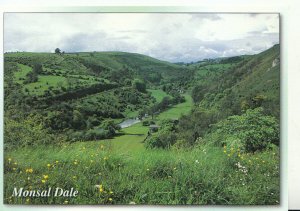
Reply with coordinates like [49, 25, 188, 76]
[107, 123, 148, 153]
[14, 64, 32, 83]
[4, 142, 279, 205]
[148, 89, 169, 102]
[156, 94, 193, 120]
[23, 75, 67, 95]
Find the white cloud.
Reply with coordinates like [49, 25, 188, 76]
[4, 13, 279, 62]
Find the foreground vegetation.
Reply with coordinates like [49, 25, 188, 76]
[4, 135, 279, 205]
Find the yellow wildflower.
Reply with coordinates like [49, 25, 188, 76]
[109, 191, 113, 194]
[13, 168, 16, 171]
[26, 168, 33, 173]
[100, 145, 104, 149]
[41, 179, 46, 183]
[74, 161, 78, 165]
[73, 176, 77, 179]
[14, 162, 18, 165]
[43, 175, 49, 180]
[55, 161, 59, 164]
[108, 198, 113, 202]
[104, 157, 108, 160]
[64, 200, 69, 204]
[47, 164, 51, 168]
[223, 150, 227, 153]
[8, 158, 12, 162]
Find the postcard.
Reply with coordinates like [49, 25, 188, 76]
[3, 13, 280, 205]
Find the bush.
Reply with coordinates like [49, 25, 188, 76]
[204, 107, 279, 152]
[146, 130, 177, 149]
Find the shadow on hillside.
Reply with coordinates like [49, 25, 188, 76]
[115, 132, 145, 137]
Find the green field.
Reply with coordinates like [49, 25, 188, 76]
[156, 94, 192, 120]
[148, 89, 169, 102]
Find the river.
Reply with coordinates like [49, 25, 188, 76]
[118, 118, 141, 129]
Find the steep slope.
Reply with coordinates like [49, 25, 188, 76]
[191, 44, 280, 118]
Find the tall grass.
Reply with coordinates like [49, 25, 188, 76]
[4, 142, 279, 205]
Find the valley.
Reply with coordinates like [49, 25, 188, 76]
[4, 45, 280, 205]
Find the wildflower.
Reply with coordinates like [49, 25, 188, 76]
[100, 145, 104, 149]
[129, 201, 136, 205]
[73, 176, 77, 179]
[82, 147, 86, 150]
[41, 179, 46, 183]
[227, 154, 231, 157]
[55, 161, 59, 164]
[43, 175, 49, 180]
[146, 168, 149, 171]
[8, 158, 12, 162]
[262, 160, 265, 163]
[14, 162, 18, 165]
[64, 200, 69, 204]
[223, 150, 227, 153]
[26, 198, 30, 203]
[74, 161, 78, 165]
[108, 198, 113, 202]
[173, 167, 176, 170]
[195, 160, 199, 164]
[90, 160, 94, 163]
[104, 157, 108, 160]
[26, 168, 33, 173]
[13, 168, 16, 171]
[109, 191, 113, 194]
[47, 164, 51, 168]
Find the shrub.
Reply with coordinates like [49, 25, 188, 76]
[146, 130, 177, 149]
[204, 107, 279, 152]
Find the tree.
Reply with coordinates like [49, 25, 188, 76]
[191, 84, 207, 103]
[55, 48, 61, 54]
[133, 79, 146, 93]
[33, 63, 43, 74]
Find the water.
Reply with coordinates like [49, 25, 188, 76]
[118, 118, 141, 129]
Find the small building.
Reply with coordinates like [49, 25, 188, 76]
[149, 124, 160, 133]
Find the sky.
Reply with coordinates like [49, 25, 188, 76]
[4, 13, 279, 63]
